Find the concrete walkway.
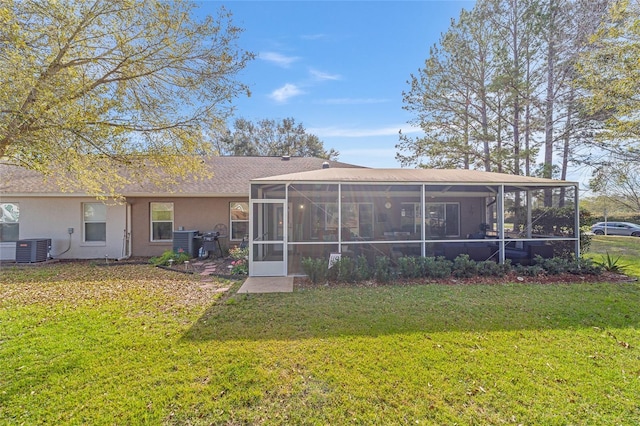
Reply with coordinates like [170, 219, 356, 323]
[237, 276, 294, 293]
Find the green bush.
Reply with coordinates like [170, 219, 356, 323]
[567, 257, 602, 275]
[305, 251, 602, 284]
[328, 256, 357, 283]
[229, 246, 249, 261]
[533, 256, 570, 275]
[421, 256, 452, 279]
[513, 264, 545, 276]
[477, 260, 510, 277]
[149, 250, 190, 266]
[397, 256, 421, 279]
[451, 254, 478, 278]
[353, 255, 372, 282]
[228, 246, 249, 275]
[230, 260, 248, 275]
[374, 256, 392, 283]
[580, 230, 593, 255]
[329, 256, 366, 283]
[301, 257, 328, 284]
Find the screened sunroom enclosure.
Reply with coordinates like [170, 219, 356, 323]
[249, 169, 580, 277]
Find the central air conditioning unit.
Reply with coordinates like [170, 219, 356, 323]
[15, 239, 51, 263]
[172, 230, 201, 257]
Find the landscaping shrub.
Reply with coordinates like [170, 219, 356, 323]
[229, 246, 249, 275]
[451, 254, 478, 278]
[353, 255, 372, 281]
[301, 257, 328, 284]
[230, 260, 248, 275]
[567, 257, 602, 275]
[514, 264, 545, 276]
[229, 246, 249, 260]
[580, 230, 593, 255]
[397, 256, 421, 279]
[533, 256, 570, 275]
[328, 256, 356, 283]
[421, 256, 452, 279]
[477, 259, 510, 277]
[305, 252, 603, 284]
[374, 256, 392, 283]
[149, 250, 190, 266]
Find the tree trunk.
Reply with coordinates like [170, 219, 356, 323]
[543, 0, 557, 207]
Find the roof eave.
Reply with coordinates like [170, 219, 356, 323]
[251, 178, 578, 187]
[2, 192, 250, 198]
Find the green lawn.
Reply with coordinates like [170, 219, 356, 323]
[584, 235, 640, 278]
[1, 259, 639, 424]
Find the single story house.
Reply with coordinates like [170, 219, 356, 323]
[1, 158, 580, 278]
[248, 168, 580, 276]
[0, 156, 361, 261]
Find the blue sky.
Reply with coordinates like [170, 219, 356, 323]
[199, 1, 475, 167]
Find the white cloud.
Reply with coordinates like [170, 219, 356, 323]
[309, 124, 422, 138]
[269, 83, 305, 103]
[260, 51, 300, 68]
[309, 68, 341, 81]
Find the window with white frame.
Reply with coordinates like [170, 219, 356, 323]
[150, 202, 173, 241]
[0, 203, 19, 242]
[83, 203, 107, 242]
[230, 202, 249, 240]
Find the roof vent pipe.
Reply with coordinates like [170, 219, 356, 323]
[322, 161, 330, 169]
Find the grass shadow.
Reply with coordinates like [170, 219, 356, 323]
[183, 281, 640, 342]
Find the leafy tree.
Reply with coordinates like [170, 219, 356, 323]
[589, 162, 640, 213]
[490, 0, 544, 178]
[0, 0, 253, 199]
[399, 0, 548, 174]
[537, 0, 610, 205]
[575, 0, 640, 164]
[399, 0, 612, 212]
[215, 117, 338, 159]
[398, 4, 502, 171]
[581, 193, 639, 219]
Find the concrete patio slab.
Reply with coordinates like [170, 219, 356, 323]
[237, 276, 294, 293]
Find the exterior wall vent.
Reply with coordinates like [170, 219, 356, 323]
[15, 239, 51, 263]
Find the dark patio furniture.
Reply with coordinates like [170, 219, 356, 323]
[505, 241, 554, 265]
[443, 242, 495, 262]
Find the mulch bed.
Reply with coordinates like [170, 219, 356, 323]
[294, 271, 635, 289]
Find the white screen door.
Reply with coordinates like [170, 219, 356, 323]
[250, 200, 286, 276]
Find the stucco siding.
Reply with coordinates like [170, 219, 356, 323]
[0, 197, 127, 261]
[128, 197, 248, 257]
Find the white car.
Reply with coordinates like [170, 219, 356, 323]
[590, 222, 640, 237]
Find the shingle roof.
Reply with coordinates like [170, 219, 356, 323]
[0, 156, 364, 197]
[254, 168, 577, 188]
